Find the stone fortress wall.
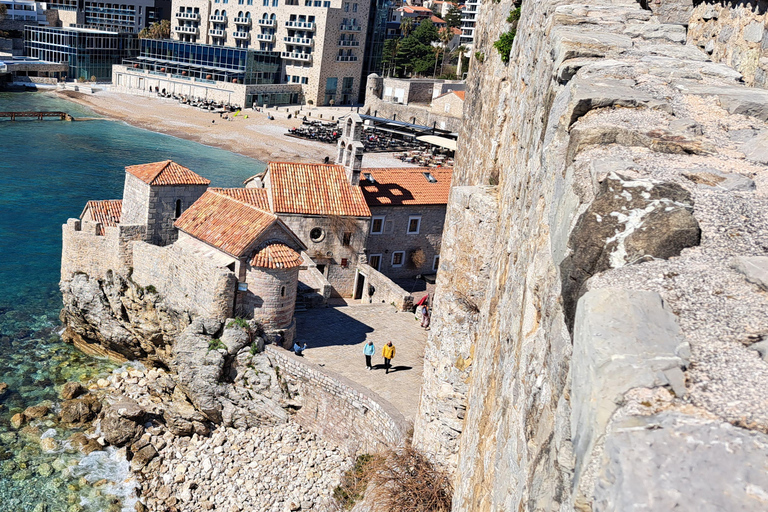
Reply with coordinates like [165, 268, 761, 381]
[61, 219, 146, 280]
[411, 1, 768, 511]
[265, 345, 408, 454]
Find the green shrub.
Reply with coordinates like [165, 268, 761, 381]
[250, 343, 260, 355]
[144, 284, 157, 294]
[333, 454, 375, 509]
[208, 338, 226, 351]
[474, 51, 485, 63]
[227, 317, 250, 330]
[494, 29, 517, 64]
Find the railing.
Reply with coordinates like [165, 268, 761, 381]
[209, 14, 226, 22]
[284, 36, 313, 45]
[255, 33, 275, 41]
[336, 55, 358, 62]
[0, 111, 72, 121]
[285, 20, 315, 29]
[233, 31, 250, 39]
[174, 25, 199, 34]
[175, 11, 199, 20]
[257, 18, 275, 26]
[234, 16, 251, 25]
[339, 24, 361, 31]
[209, 28, 224, 37]
[338, 39, 360, 46]
[281, 51, 312, 62]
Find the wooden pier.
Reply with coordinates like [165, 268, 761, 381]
[0, 111, 73, 121]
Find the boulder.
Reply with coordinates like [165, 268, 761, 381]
[560, 173, 701, 329]
[69, 432, 103, 455]
[172, 325, 225, 423]
[100, 397, 145, 447]
[731, 256, 768, 291]
[163, 397, 209, 437]
[220, 324, 251, 355]
[742, 132, 768, 165]
[59, 395, 102, 425]
[129, 439, 158, 472]
[0, 382, 8, 399]
[60, 382, 87, 400]
[10, 413, 24, 429]
[23, 404, 50, 420]
[682, 169, 755, 192]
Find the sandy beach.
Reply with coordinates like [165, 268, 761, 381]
[55, 88, 409, 166]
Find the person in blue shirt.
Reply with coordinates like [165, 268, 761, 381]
[293, 341, 307, 356]
[363, 341, 375, 370]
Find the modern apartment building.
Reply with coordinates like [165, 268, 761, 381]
[458, 0, 476, 49]
[0, 0, 49, 26]
[44, 0, 171, 34]
[168, 0, 370, 105]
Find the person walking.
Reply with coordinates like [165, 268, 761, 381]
[382, 341, 396, 374]
[420, 304, 430, 329]
[363, 341, 375, 370]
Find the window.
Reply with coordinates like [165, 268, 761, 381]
[444, 103, 450, 113]
[352, 2, 357, 11]
[344, 2, 349, 10]
[323, 1, 330, 6]
[280, 286, 285, 297]
[341, 258, 348, 268]
[310, 227, 325, 242]
[391, 251, 405, 267]
[342, 232, 352, 246]
[272, 0, 278, 5]
[407, 215, 421, 234]
[369, 254, 382, 271]
[174, 199, 182, 218]
[301, 76, 308, 84]
[263, 0, 268, 5]
[433, 255, 440, 271]
[370, 215, 385, 234]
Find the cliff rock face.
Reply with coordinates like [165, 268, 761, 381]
[413, 1, 768, 511]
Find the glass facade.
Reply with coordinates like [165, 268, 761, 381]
[362, 0, 391, 81]
[125, 39, 281, 85]
[24, 26, 138, 81]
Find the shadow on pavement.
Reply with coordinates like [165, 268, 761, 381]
[295, 306, 374, 347]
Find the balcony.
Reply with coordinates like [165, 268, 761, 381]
[175, 11, 199, 20]
[234, 16, 251, 25]
[284, 36, 313, 46]
[285, 20, 315, 30]
[209, 14, 226, 22]
[233, 31, 250, 39]
[336, 55, 358, 62]
[281, 51, 312, 62]
[209, 28, 224, 37]
[174, 25, 199, 34]
[338, 39, 360, 46]
[257, 18, 275, 27]
[339, 24, 361, 31]
[255, 33, 275, 41]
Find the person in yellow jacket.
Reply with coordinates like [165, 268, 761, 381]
[382, 341, 396, 374]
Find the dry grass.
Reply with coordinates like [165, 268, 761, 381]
[332, 446, 453, 511]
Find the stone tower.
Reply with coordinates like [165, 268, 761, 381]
[120, 160, 210, 247]
[336, 113, 365, 186]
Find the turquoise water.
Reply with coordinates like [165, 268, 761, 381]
[0, 90, 266, 511]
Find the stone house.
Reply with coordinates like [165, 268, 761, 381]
[64, 160, 307, 344]
[429, 89, 464, 119]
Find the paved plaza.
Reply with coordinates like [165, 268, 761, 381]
[294, 300, 427, 422]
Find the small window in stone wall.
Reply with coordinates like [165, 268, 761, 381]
[175, 199, 182, 218]
[391, 251, 405, 267]
[370, 216, 385, 234]
[342, 232, 352, 246]
[310, 227, 325, 242]
[281, 286, 285, 297]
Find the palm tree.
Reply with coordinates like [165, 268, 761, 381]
[399, 16, 414, 38]
[438, 27, 453, 77]
[452, 44, 468, 78]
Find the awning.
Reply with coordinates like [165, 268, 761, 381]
[416, 135, 457, 151]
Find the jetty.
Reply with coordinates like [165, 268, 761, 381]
[0, 111, 73, 121]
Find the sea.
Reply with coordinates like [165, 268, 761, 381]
[0, 90, 266, 511]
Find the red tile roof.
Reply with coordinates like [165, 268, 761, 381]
[435, 90, 466, 101]
[266, 162, 371, 217]
[212, 188, 270, 211]
[431, 15, 446, 24]
[251, 242, 304, 269]
[361, 167, 453, 206]
[81, 199, 122, 236]
[126, 160, 211, 186]
[174, 189, 277, 257]
[401, 5, 432, 12]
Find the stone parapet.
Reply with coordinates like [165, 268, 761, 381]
[265, 345, 408, 454]
[355, 264, 413, 311]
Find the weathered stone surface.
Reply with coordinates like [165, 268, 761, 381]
[644, 0, 694, 25]
[69, 432, 102, 455]
[22, 404, 49, 420]
[100, 397, 145, 446]
[731, 256, 768, 291]
[594, 412, 768, 511]
[59, 394, 102, 425]
[675, 82, 768, 121]
[571, 289, 689, 492]
[163, 392, 210, 437]
[129, 439, 158, 472]
[682, 169, 756, 191]
[172, 324, 226, 423]
[743, 132, 768, 164]
[560, 173, 700, 329]
[0, 382, 8, 399]
[60, 381, 87, 400]
[10, 413, 24, 429]
[219, 323, 250, 355]
[623, 22, 686, 43]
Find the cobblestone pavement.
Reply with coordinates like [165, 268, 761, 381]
[294, 299, 428, 423]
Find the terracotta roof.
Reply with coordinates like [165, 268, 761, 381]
[251, 242, 304, 269]
[451, 27, 462, 36]
[126, 160, 211, 186]
[360, 167, 453, 206]
[212, 187, 271, 211]
[401, 5, 432, 13]
[81, 199, 122, 236]
[266, 162, 371, 217]
[435, 89, 466, 101]
[174, 189, 277, 257]
[430, 15, 446, 24]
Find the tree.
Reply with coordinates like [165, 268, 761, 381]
[445, 5, 461, 28]
[138, 19, 171, 39]
[438, 27, 454, 76]
[381, 38, 400, 77]
[399, 16, 414, 37]
[396, 20, 440, 77]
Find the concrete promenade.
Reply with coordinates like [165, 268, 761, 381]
[294, 299, 427, 422]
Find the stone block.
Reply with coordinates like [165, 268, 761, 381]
[571, 288, 689, 488]
[744, 22, 765, 44]
[742, 131, 768, 165]
[730, 256, 768, 291]
[593, 412, 768, 511]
